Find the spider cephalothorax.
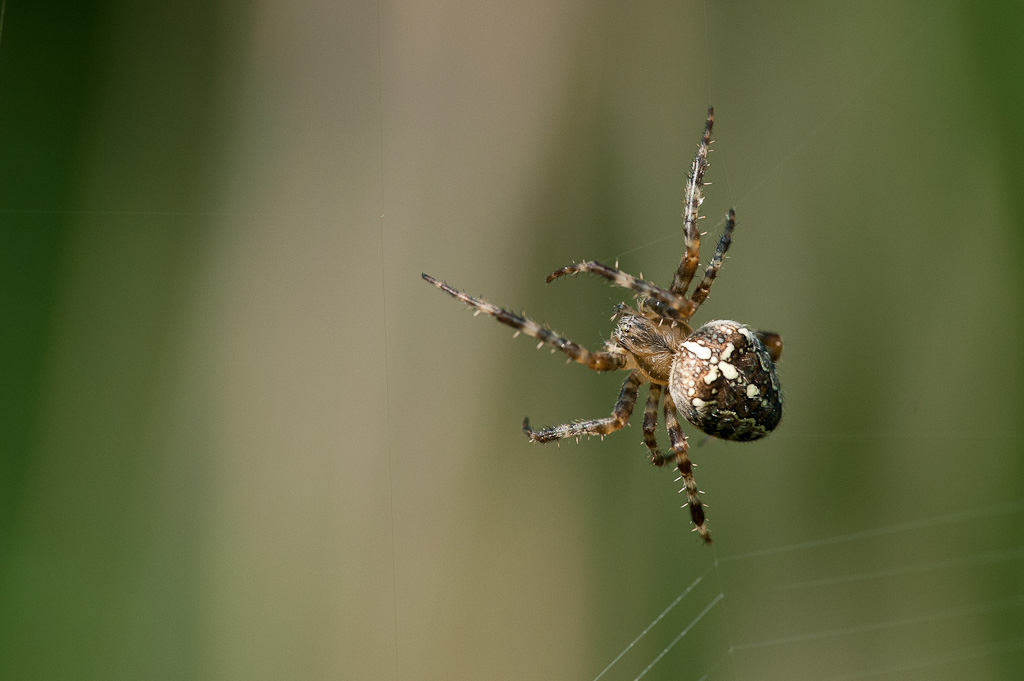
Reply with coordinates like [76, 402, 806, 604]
[423, 107, 782, 543]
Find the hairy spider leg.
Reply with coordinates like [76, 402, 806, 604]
[687, 208, 736, 314]
[664, 392, 712, 544]
[422, 273, 626, 372]
[642, 384, 667, 466]
[670, 107, 714, 298]
[523, 372, 643, 443]
[546, 261, 695, 322]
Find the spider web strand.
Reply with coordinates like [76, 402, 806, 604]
[731, 595, 1024, 652]
[634, 592, 726, 681]
[591, 565, 715, 681]
[821, 636, 1024, 681]
[720, 498, 1024, 562]
[776, 546, 1024, 591]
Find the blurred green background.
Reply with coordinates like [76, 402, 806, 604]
[2, 1, 1022, 679]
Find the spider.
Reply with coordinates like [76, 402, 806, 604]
[422, 107, 782, 544]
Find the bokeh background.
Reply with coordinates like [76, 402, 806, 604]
[2, 1, 1022, 679]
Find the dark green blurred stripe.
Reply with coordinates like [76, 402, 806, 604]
[963, 4, 1024, 680]
[0, 0, 101, 572]
[1, 1, 221, 679]
[0, 227, 67, 559]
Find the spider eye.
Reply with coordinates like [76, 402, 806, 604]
[668, 320, 782, 441]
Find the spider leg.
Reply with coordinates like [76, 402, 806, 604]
[670, 107, 714, 298]
[664, 391, 712, 544]
[546, 261, 695, 321]
[642, 383, 668, 466]
[423, 273, 626, 372]
[523, 372, 643, 443]
[756, 330, 783, 363]
[688, 208, 735, 313]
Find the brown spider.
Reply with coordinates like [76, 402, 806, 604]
[422, 107, 782, 543]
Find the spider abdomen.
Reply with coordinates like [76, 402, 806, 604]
[669, 320, 782, 441]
